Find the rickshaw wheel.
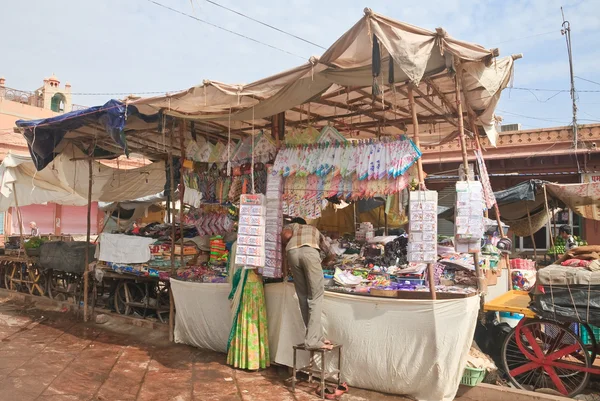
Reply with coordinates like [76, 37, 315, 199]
[502, 318, 590, 397]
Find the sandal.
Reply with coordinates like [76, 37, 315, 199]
[315, 386, 338, 400]
[335, 382, 349, 396]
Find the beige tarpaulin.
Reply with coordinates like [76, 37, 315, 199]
[13, 9, 518, 161]
[127, 9, 515, 149]
[546, 182, 600, 221]
[0, 147, 166, 211]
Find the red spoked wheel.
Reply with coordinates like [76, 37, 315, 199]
[502, 318, 591, 397]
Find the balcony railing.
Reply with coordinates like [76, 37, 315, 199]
[0, 86, 35, 105]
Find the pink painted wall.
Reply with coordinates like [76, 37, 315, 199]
[9, 203, 98, 236]
[60, 204, 99, 235]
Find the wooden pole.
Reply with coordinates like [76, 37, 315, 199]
[116, 204, 121, 232]
[12, 183, 25, 258]
[455, 65, 484, 299]
[407, 87, 425, 186]
[83, 157, 93, 322]
[543, 185, 557, 260]
[526, 203, 537, 260]
[168, 122, 176, 342]
[408, 86, 436, 300]
[454, 69, 470, 177]
[179, 120, 186, 268]
[384, 198, 388, 236]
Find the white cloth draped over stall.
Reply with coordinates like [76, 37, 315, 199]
[170, 280, 479, 401]
[0, 147, 166, 211]
[96, 233, 155, 264]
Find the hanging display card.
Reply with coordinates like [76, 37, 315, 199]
[408, 191, 438, 263]
[454, 181, 484, 253]
[236, 194, 266, 269]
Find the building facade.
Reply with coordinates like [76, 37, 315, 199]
[0, 75, 100, 241]
[423, 123, 600, 254]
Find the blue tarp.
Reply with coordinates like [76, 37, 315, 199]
[15, 100, 157, 171]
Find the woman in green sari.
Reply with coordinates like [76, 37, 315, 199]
[226, 241, 270, 370]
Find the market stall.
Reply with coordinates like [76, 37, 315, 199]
[11, 8, 522, 400]
[171, 280, 478, 400]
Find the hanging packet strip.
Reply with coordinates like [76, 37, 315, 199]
[273, 137, 421, 181]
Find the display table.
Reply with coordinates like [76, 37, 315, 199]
[171, 279, 480, 401]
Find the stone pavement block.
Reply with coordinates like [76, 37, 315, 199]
[96, 348, 152, 401]
[43, 349, 121, 399]
[36, 395, 89, 401]
[42, 333, 95, 355]
[0, 351, 33, 376]
[137, 371, 192, 401]
[0, 374, 53, 401]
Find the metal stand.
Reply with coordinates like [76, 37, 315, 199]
[292, 344, 342, 400]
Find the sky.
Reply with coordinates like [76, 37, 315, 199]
[3, 0, 600, 130]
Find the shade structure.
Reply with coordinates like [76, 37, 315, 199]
[0, 147, 166, 211]
[15, 9, 518, 169]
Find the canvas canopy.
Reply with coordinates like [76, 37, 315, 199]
[0, 147, 166, 211]
[546, 182, 600, 221]
[15, 9, 518, 170]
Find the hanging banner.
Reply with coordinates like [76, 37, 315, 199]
[474, 149, 496, 209]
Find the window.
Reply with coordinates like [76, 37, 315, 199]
[50, 93, 66, 112]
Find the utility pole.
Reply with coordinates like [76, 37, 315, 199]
[561, 7, 578, 150]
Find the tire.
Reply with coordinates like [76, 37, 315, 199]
[502, 319, 590, 397]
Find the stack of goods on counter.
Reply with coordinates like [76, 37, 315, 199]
[264, 168, 283, 278]
[323, 231, 479, 298]
[209, 236, 228, 263]
[175, 237, 230, 283]
[97, 233, 197, 280]
[355, 222, 374, 242]
[235, 194, 266, 269]
[176, 262, 228, 283]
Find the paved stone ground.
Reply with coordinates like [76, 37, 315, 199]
[0, 297, 409, 401]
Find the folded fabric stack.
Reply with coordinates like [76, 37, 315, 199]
[209, 236, 228, 263]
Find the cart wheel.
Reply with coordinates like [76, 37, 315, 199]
[27, 266, 46, 297]
[114, 281, 145, 316]
[5, 263, 20, 292]
[48, 272, 79, 303]
[502, 319, 590, 397]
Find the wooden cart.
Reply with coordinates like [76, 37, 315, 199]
[102, 271, 171, 323]
[0, 255, 46, 296]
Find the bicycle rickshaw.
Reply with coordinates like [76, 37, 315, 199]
[485, 271, 600, 398]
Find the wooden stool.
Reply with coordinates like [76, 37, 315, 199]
[291, 343, 342, 399]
